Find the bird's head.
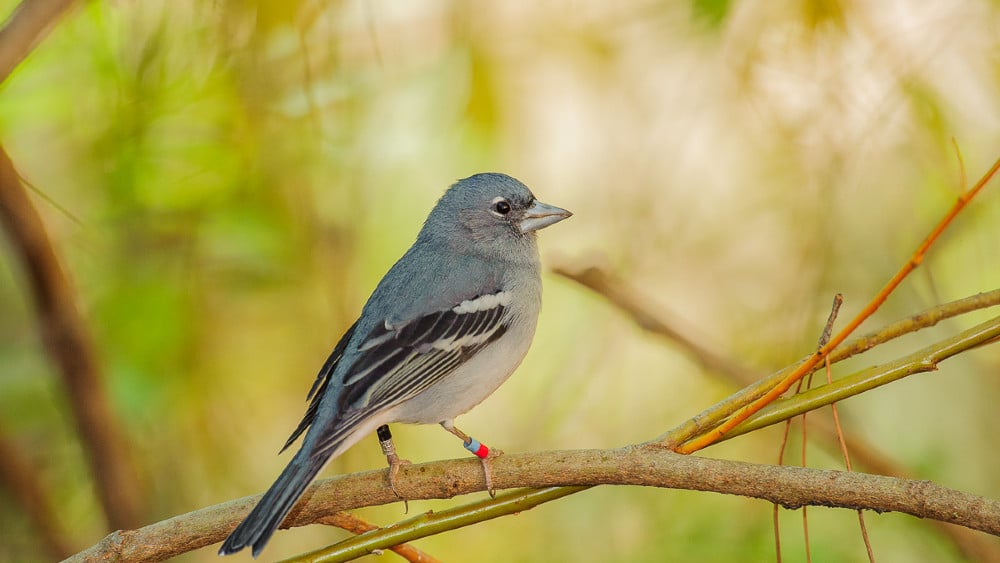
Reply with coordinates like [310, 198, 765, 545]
[420, 173, 571, 260]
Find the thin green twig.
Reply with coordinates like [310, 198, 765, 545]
[278, 487, 587, 563]
[658, 288, 1000, 447]
[727, 313, 1000, 438]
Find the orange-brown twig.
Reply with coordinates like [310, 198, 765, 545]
[316, 513, 440, 563]
[677, 155, 1000, 453]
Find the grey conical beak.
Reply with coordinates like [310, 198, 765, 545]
[519, 200, 572, 234]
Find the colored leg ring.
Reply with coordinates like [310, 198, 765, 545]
[463, 437, 489, 459]
[377, 425, 396, 457]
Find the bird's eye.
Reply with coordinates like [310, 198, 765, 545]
[492, 199, 511, 215]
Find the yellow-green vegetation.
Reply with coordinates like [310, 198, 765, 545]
[1, 1, 999, 562]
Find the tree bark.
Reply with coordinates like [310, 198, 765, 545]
[68, 447, 1000, 563]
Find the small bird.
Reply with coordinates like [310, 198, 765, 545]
[219, 173, 571, 557]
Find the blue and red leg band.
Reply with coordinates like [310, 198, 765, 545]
[464, 437, 489, 459]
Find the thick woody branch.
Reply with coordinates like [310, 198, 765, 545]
[0, 0, 77, 83]
[0, 146, 142, 529]
[68, 447, 1000, 563]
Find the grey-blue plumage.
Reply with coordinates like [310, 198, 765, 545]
[219, 173, 571, 557]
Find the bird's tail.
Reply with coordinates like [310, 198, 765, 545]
[218, 450, 328, 557]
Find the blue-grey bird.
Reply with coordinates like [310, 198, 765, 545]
[218, 173, 571, 557]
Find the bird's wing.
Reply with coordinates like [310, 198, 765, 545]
[310, 289, 512, 457]
[280, 319, 359, 453]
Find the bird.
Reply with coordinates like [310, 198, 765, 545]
[218, 172, 571, 557]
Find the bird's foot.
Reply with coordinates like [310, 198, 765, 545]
[386, 453, 412, 512]
[442, 422, 502, 498]
[479, 448, 503, 498]
[378, 426, 411, 509]
[386, 453, 412, 496]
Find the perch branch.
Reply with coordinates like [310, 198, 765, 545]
[68, 448, 1000, 563]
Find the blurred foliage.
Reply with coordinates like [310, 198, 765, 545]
[692, 0, 731, 28]
[2, 0, 1000, 561]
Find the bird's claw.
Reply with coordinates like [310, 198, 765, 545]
[481, 448, 503, 498]
[386, 453, 412, 510]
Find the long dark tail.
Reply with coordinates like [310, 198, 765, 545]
[218, 450, 328, 557]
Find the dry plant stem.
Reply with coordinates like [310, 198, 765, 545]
[728, 313, 1000, 438]
[856, 502, 878, 561]
[0, 424, 74, 559]
[795, 295, 842, 563]
[0, 147, 142, 529]
[858, 509, 876, 563]
[661, 287, 1000, 449]
[773, 506, 782, 563]
[819, 294, 844, 348]
[773, 396, 797, 563]
[314, 513, 440, 563]
[795, 296, 841, 561]
[952, 137, 967, 190]
[774, 363, 812, 563]
[677, 156, 1000, 453]
[825, 355, 876, 563]
[0, 0, 78, 82]
[802, 507, 811, 563]
[68, 449, 1000, 563]
[800, 379, 811, 563]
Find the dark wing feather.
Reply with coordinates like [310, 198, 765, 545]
[280, 320, 358, 453]
[310, 293, 510, 456]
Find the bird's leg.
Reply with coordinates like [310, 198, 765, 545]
[440, 420, 500, 498]
[377, 425, 410, 509]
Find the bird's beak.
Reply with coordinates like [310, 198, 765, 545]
[519, 200, 573, 234]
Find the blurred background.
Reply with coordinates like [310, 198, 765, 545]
[2, 0, 1000, 561]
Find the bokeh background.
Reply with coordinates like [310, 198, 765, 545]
[2, 0, 1000, 561]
